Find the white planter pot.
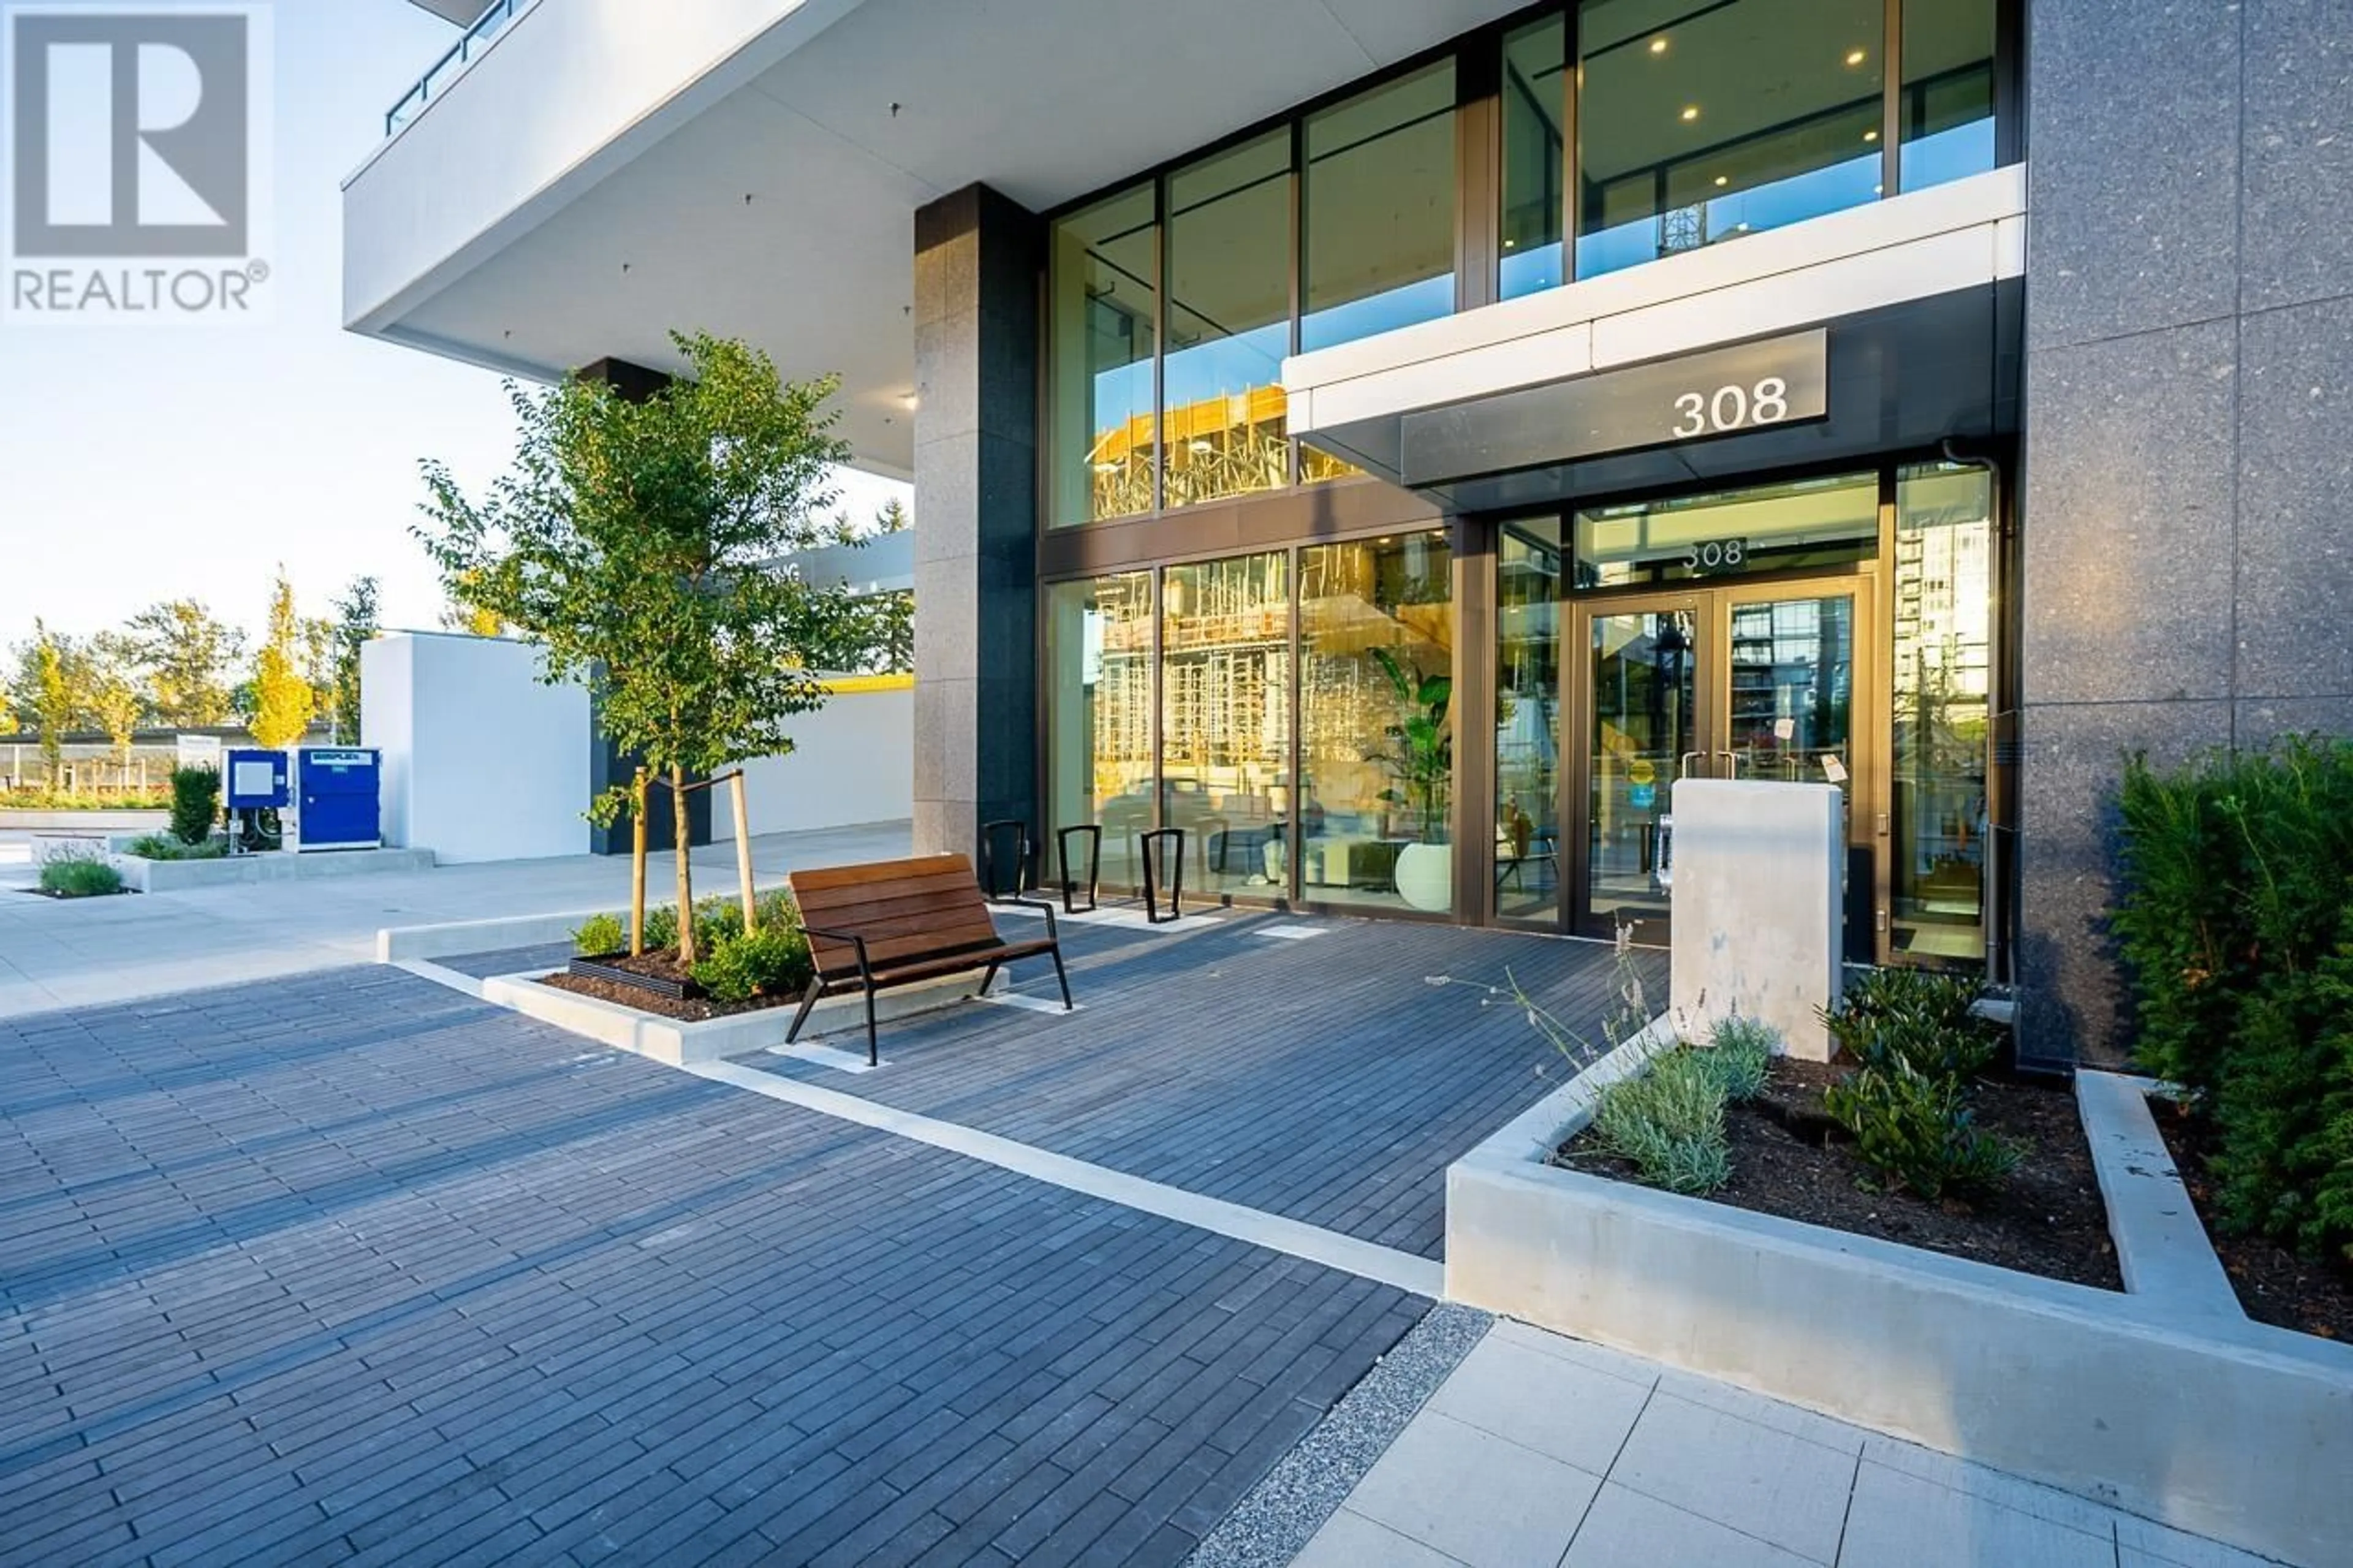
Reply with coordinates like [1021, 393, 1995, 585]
[1393, 842, 1452, 911]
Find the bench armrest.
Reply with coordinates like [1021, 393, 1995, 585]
[799, 922, 874, 980]
[1004, 893, 1061, 941]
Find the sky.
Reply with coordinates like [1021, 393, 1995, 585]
[0, 0, 909, 651]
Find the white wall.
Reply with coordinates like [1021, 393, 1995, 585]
[364, 633, 592, 863]
[713, 684, 912, 841]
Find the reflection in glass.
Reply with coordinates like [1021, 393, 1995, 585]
[1725, 596, 1856, 798]
[1164, 134, 1294, 507]
[1901, 0, 1998, 191]
[1045, 574, 1154, 892]
[1501, 14, 1567, 300]
[1300, 533, 1457, 912]
[1159, 553, 1292, 899]
[1498, 521, 1563, 921]
[1588, 606, 1696, 934]
[1892, 463, 1993, 965]
[1303, 62, 1457, 354]
[1577, 0, 1885, 278]
[1574, 471, 1879, 588]
[1047, 186, 1158, 526]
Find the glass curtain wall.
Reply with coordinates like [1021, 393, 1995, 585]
[1577, 0, 1885, 279]
[1302, 62, 1458, 352]
[1500, 14, 1567, 300]
[1047, 187, 1158, 527]
[1892, 463, 1993, 965]
[1901, 0, 1999, 188]
[1164, 134, 1295, 508]
[1160, 553, 1292, 898]
[1299, 532, 1457, 912]
[1497, 521, 1563, 920]
[1044, 574, 1155, 892]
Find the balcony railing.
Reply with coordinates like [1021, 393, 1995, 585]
[384, 0, 542, 139]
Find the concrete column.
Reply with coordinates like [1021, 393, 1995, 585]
[2017, 0, 2353, 1066]
[911, 184, 1044, 863]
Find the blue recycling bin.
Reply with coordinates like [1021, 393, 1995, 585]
[293, 748, 381, 852]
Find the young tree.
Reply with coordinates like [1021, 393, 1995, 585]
[874, 496, 911, 534]
[328, 576, 381, 744]
[29, 624, 76, 788]
[300, 615, 336, 736]
[126, 600, 244, 726]
[89, 632, 150, 764]
[249, 570, 316, 751]
[416, 332, 855, 964]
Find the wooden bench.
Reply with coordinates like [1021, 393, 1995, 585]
[785, 853, 1073, 1065]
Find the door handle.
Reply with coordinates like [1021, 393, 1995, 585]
[1679, 751, 1708, 779]
[1715, 749, 1741, 778]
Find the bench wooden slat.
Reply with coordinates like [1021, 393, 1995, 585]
[785, 852, 1071, 1065]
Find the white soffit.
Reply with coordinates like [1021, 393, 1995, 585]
[349, 0, 1530, 475]
[1286, 165, 2029, 436]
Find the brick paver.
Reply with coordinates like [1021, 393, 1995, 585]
[0, 967, 1423, 1567]
[754, 912, 1661, 1259]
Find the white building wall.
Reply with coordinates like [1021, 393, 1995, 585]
[363, 633, 592, 863]
[713, 683, 912, 841]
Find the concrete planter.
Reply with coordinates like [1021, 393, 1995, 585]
[117, 847, 435, 893]
[1446, 1034, 2353, 1567]
[477, 966, 976, 1068]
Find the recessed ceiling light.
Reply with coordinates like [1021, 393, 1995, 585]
[1713, 175, 1728, 187]
[1863, 128, 1880, 142]
[1845, 48, 1866, 66]
[1680, 105, 1699, 121]
[1872, 184, 1884, 195]
[1503, 238, 1517, 249]
[1735, 222, 1750, 232]
[1649, 36, 1668, 54]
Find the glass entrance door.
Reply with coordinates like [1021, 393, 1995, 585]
[1571, 577, 1877, 944]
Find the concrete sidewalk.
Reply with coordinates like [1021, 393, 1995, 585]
[1289, 1319, 2279, 1568]
[0, 819, 909, 1017]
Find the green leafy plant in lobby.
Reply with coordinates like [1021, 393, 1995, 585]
[1370, 646, 1453, 911]
[419, 333, 860, 967]
[169, 765, 221, 846]
[2112, 735, 2353, 1261]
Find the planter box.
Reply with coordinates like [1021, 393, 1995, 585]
[1445, 1031, 2353, 1567]
[479, 966, 977, 1068]
[569, 953, 695, 999]
[117, 846, 434, 893]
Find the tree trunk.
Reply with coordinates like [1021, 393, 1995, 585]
[629, 768, 648, 956]
[671, 765, 695, 964]
[731, 771, 757, 933]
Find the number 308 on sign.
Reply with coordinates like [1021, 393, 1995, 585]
[1670, 377, 1791, 438]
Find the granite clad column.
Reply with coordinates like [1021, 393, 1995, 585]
[910, 185, 1044, 863]
[2018, 0, 2353, 1066]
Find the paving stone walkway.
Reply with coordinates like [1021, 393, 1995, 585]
[1292, 1320, 2281, 1568]
[0, 966, 1423, 1566]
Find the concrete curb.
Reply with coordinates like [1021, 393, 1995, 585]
[376, 909, 601, 963]
[2076, 1069, 2242, 1319]
[1444, 1049, 2353, 1566]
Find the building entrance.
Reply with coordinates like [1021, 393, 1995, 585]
[1568, 576, 1879, 947]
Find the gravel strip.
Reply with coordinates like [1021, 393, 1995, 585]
[1185, 1301, 1493, 1568]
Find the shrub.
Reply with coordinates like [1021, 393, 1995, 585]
[601, 892, 802, 963]
[572, 912, 625, 956]
[39, 857, 124, 898]
[1699, 1015, 1777, 1102]
[2112, 737, 2353, 1259]
[691, 925, 815, 1004]
[641, 902, 680, 952]
[1824, 1059, 2018, 1202]
[1593, 1048, 1732, 1195]
[123, 833, 225, 862]
[1822, 966, 1998, 1080]
[168, 766, 221, 846]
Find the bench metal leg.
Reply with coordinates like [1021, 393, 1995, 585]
[863, 987, 879, 1067]
[1049, 946, 1073, 1012]
[786, 979, 824, 1044]
[977, 960, 1002, 998]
